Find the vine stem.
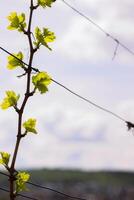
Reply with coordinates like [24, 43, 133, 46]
[9, 0, 35, 199]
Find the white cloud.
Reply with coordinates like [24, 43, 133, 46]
[0, 0, 134, 171]
[55, 0, 134, 63]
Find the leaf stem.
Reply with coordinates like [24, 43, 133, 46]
[9, 0, 35, 199]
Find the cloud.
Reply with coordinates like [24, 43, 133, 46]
[0, 0, 134, 171]
[55, 0, 134, 63]
[0, 97, 134, 170]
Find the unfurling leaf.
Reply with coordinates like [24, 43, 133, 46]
[23, 118, 37, 134]
[34, 27, 56, 50]
[0, 91, 20, 110]
[7, 12, 26, 32]
[32, 72, 52, 94]
[38, 0, 56, 8]
[7, 52, 24, 69]
[0, 152, 10, 166]
[15, 172, 30, 193]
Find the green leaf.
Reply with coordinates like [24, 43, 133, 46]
[38, 0, 56, 8]
[23, 118, 37, 134]
[32, 72, 52, 94]
[0, 91, 20, 110]
[43, 28, 56, 43]
[15, 172, 30, 193]
[34, 27, 56, 50]
[0, 152, 10, 166]
[7, 52, 24, 70]
[7, 12, 26, 32]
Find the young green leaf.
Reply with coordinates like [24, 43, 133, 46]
[38, 0, 56, 8]
[7, 52, 24, 70]
[34, 27, 56, 50]
[23, 118, 37, 134]
[7, 12, 26, 32]
[0, 91, 20, 110]
[15, 172, 30, 193]
[0, 152, 10, 166]
[32, 71, 52, 94]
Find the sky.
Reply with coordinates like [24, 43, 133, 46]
[0, 0, 134, 171]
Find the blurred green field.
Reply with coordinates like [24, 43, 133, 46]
[1, 169, 134, 186]
[27, 169, 134, 186]
[1, 169, 134, 200]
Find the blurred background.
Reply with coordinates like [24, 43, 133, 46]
[0, 0, 134, 199]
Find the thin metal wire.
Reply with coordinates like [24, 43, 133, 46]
[0, 172, 87, 200]
[61, 0, 134, 57]
[0, 186, 39, 200]
[0, 171, 9, 177]
[52, 79, 126, 122]
[0, 46, 30, 69]
[27, 181, 87, 200]
[112, 41, 119, 60]
[0, 46, 127, 122]
[0, 1, 134, 199]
